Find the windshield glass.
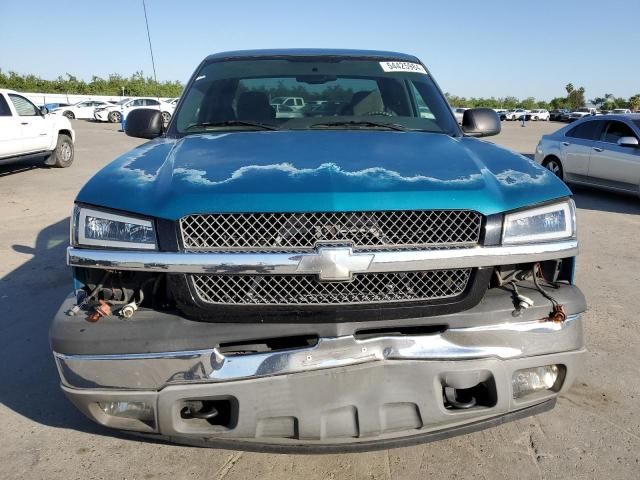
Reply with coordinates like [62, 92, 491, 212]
[172, 57, 458, 135]
[114, 98, 130, 106]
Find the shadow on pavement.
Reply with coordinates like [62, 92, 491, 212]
[0, 218, 107, 435]
[571, 185, 640, 215]
[0, 158, 48, 177]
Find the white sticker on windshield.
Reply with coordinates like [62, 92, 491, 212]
[380, 61, 427, 74]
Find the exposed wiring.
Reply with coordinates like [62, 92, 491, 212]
[67, 271, 110, 316]
[532, 263, 559, 308]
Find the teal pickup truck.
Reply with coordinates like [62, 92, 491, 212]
[51, 49, 585, 452]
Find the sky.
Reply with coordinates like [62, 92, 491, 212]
[1, 0, 638, 101]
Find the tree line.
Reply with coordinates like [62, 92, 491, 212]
[0, 70, 183, 97]
[446, 83, 640, 111]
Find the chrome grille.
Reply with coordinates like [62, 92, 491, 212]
[191, 269, 471, 305]
[180, 210, 483, 252]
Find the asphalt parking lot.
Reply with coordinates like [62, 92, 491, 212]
[0, 120, 639, 480]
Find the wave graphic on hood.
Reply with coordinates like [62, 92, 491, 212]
[172, 162, 484, 187]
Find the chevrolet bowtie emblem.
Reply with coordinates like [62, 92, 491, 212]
[295, 247, 374, 281]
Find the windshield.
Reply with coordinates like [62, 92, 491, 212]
[114, 98, 130, 106]
[171, 57, 458, 135]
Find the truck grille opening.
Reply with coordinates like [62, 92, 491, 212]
[179, 210, 483, 252]
[191, 269, 472, 306]
[354, 325, 446, 340]
[218, 335, 319, 355]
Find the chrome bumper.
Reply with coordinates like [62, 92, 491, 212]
[66, 240, 578, 275]
[54, 314, 583, 390]
[55, 309, 585, 448]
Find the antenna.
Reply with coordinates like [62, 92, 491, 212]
[141, 0, 160, 104]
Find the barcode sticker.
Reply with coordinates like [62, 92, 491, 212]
[380, 61, 427, 74]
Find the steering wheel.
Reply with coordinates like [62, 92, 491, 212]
[362, 111, 394, 117]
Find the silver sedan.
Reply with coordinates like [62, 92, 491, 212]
[534, 114, 640, 196]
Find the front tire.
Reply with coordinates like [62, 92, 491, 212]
[543, 157, 563, 180]
[108, 111, 122, 123]
[63, 110, 75, 120]
[50, 134, 74, 168]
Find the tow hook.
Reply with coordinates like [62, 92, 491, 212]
[180, 401, 219, 420]
[86, 300, 111, 323]
[444, 387, 477, 409]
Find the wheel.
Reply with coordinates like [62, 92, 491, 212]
[50, 134, 74, 168]
[161, 111, 171, 126]
[532, 116, 538, 121]
[543, 157, 563, 180]
[108, 111, 122, 123]
[63, 110, 75, 120]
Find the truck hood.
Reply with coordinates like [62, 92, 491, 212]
[76, 130, 570, 220]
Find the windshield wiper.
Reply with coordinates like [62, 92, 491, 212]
[185, 120, 278, 131]
[310, 120, 406, 131]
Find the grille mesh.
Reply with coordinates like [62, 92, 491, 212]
[180, 210, 482, 252]
[191, 269, 472, 305]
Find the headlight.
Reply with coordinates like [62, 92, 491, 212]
[502, 200, 576, 244]
[72, 206, 157, 249]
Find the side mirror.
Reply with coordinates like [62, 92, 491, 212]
[40, 106, 48, 115]
[124, 108, 163, 139]
[617, 136, 639, 148]
[461, 108, 501, 137]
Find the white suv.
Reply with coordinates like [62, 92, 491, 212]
[504, 109, 528, 121]
[527, 109, 550, 121]
[270, 96, 306, 111]
[0, 89, 75, 168]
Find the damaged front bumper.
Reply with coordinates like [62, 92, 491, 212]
[50, 284, 586, 451]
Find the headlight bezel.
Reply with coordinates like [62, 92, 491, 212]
[72, 205, 157, 250]
[502, 199, 576, 245]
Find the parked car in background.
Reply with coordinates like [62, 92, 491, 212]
[94, 97, 176, 125]
[0, 89, 75, 167]
[49, 100, 113, 120]
[273, 103, 304, 118]
[568, 108, 598, 121]
[559, 110, 573, 122]
[52, 49, 584, 451]
[451, 107, 468, 124]
[167, 97, 180, 106]
[41, 102, 71, 112]
[535, 114, 640, 195]
[611, 108, 631, 115]
[525, 109, 550, 121]
[504, 109, 528, 121]
[270, 96, 306, 111]
[550, 109, 569, 121]
[494, 109, 508, 120]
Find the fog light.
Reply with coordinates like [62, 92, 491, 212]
[512, 365, 559, 399]
[98, 401, 155, 422]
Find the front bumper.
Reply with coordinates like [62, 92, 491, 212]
[52, 285, 586, 450]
